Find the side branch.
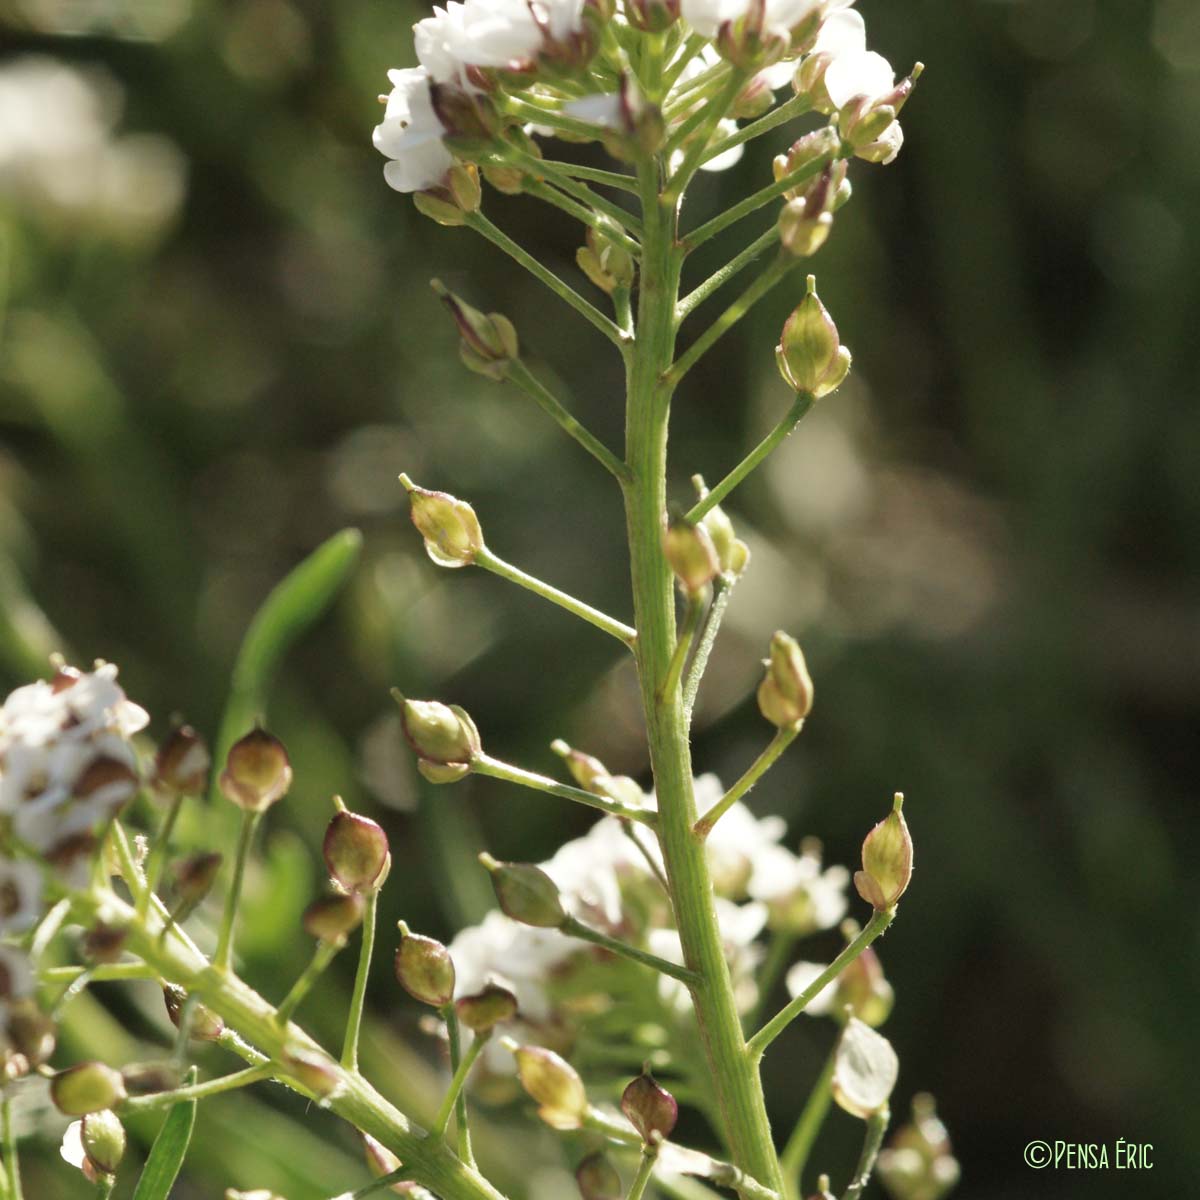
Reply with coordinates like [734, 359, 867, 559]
[473, 754, 655, 824]
[677, 226, 780, 320]
[699, 93, 813, 169]
[561, 914, 700, 985]
[694, 724, 800, 838]
[842, 1109, 890, 1200]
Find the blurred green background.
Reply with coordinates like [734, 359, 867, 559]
[2, 0, 1199, 1197]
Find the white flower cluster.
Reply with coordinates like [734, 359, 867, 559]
[373, 0, 906, 193]
[0, 662, 148, 876]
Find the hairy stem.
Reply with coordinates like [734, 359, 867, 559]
[561, 915, 699, 984]
[695, 726, 800, 839]
[841, 1109, 890, 1200]
[473, 754, 655, 823]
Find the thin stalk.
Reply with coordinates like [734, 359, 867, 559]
[681, 575, 736, 721]
[684, 154, 834, 251]
[94, 1179, 114, 1200]
[474, 546, 637, 647]
[474, 754, 655, 824]
[213, 810, 261, 973]
[275, 939, 340, 1025]
[841, 1109, 890, 1200]
[499, 96, 613, 142]
[120, 1064, 274, 1113]
[525, 180, 642, 252]
[620, 820, 669, 891]
[29, 897, 71, 962]
[140, 793, 185, 916]
[434, 1010, 486, 1151]
[747, 909, 895, 1061]
[626, 1147, 659, 1200]
[1, 1095, 20, 1200]
[700, 93, 813, 168]
[561, 914, 699, 985]
[662, 33, 709, 92]
[335, 1168, 413, 1200]
[684, 394, 814, 522]
[660, 591, 705, 702]
[41, 962, 160, 985]
[665, 256, 800, 388]
[109, 819, 147, 905]
[525, 166, 643, 237]
[664, 58, 731, 115]
[779, 1042, 837, 1200]
[502, 359, 630, 481]
[465, 213, 627, 348]
[747, 931, 798, 1033]
[666, 73, 748, 198]
[678, 226, 780, 320]
[540, 160, 640, 194]
[342, 890, 378, 1072]
[694, 726, 800, 839]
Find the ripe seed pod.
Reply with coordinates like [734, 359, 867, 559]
[512, 1044, 588, 1129]
[164, 984, 226, 1043]
[455, 983, 518, 1034]
[576, 1152, 622, 1200]
[394, 922, 456, 1008]
[302, 892, 365, 944]
[154, 724, 211, 796]
[396, 694, 481, 767]
[81, 1109, 126, 1175]
[219, 728, 292, 813]
[776, 276, 851, 398]
[478, 853, 566, 929]
[757, 631, 815, 729]
[51, 1062, 128, 1116]
[663, 515, 719, 596]
[853, 793, 913, 911]
[620, 1071, 678, 1143]
[399, 475, 485, 569]
[323, 808, 391, 893]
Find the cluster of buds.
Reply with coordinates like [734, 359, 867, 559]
[577, 225, 636, 295]
[877, 1093, 962, 1200]
[692, 477, 751, 578]
[432, 280, 519, 380]
[664, 514, 720, 598]
[219, 728, 293, 813]
[399, 476, 485, 570]
[854, 793, 913, 912]
[776, 276, 851, 398]
[395, 692, 482, 782]
[757, 631, 814, 729]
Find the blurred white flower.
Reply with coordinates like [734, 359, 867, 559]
[747, 841, 849, 934]
[0, 945, 35, 1003]
[373, 67, 456, 194]
[824, 46, 896, 110]
[784, 959, 838, 1015]
[0, 860, 43, 935]
[694, 775, 787, 896]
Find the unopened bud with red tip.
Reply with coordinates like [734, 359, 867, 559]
[456, 983, 518, 1033]
[621, 1071, 678, 1144]
[777, 163, 843, 259]
[877, 1092, 961, 1200]
[81, 1110, 126, 1175]
[395, 921, 456, 1007]
[626, 0, 678, 33]
[399, 476, 485, 569]
[732, 72, 777, 120]
[776, 276, 851, 398]
[324, 805, 390, 894]
[219, 728, 292, 813]
[429, 82, 498, 150]
[599, 75, 665, 161]
[509, 1041, 588, 1129]
[362, 1134, 423, 1196]
[51, 1062, 127, 1116]
[664, 515, 719, 596]
[303, 892, 365, 945]
[155, 724, 211, 796]
[854, 793, 913, 911]
[757, 631, 814, 729]
[479, 853, 566, 928]
[576, 1152, 622, 1200]
[414, 163, 482, 226]
[551, 739, 610, 791]
[395, 692, 481, 769]
[431, 280, 519, 381]
[164, 984, 225, 1042]
[773, 127, 840, 196]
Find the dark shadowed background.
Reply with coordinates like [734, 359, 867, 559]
[2, 0, 1198, 1196]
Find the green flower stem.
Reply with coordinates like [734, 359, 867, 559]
[501, 359, 631, 482]
[2, 1094, 21, 1200]
[473, 753, 655, 824]
[473, 546, 637, 648]
[664, 255, 801, 389]
[841, 1109, 890, 1200]
[140, 792, 185, 916]
[540, 160, 640, 194]
[120, 1063, 274, 1114]
[625, 136, 784, 1195]
[524, 180, 642, 253]
[341, 889, 377, 1072]
[699, 93, 813, 168]
[681, 575, 736, 721]
[664, 58, 730, 115]
[41, 962, 160, 985]
[620, 820, 669, 891]
[213, 810, 261, 973]
[678, 226, 781, 320]
[666, 72, 749, 199]
[660, 591, 705, 702]
[498, 96, 611, 142]
[683, 154, 834, 251]
[560, 915, 700, 985]
[275, 938, 341, 1025]
[94, 1178, 114, 1200]
[433, 1011, 486, 1149]
[747, 909, 896, 1061]
[684, 393, 814, 523]
[626, 1146, 659, 1200]
[464, 213, 627, 349]
[82, 887, 507, 1200]
[662, 32, 709, 92]
[109, 818, 147, 905]
[337, 1168, 413, 1200]
[694, 726, 800, 840]
[779, 1042, 837, 1200]
[522, 163, 644, 237]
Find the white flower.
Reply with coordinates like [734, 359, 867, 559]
[0, 945, 34, 1002]
[784, 959, 838, 1015]
[542, 815, 651, 928]
[680, 0, 821, 42]
[747, 842, 849, 934]
[694, 776, 787, 897]
[824, 46, 895, 110]
[811, 6, 865, 59]
[372, 68, 455, 194]
[698, 120, 745, 173]
[60, 1121, 87, 1172]
[0, 860, 43, 934]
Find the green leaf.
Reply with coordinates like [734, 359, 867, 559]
[131, 1090, 197, 1200]
[206, 528, 363, 806]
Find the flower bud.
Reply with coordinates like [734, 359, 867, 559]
[363, 1134, 419, 1196]
[756, 631, 814, 729]
[664, 515, 719, 596]
[877, 1093, 960, 1200]
[576, 1152, 622, 1200]
[81, 1109, 126, 1175]
[692, 477, 750, 578]
[551, 739, 610, 791]
[773, 127, 840, 196]
[155, 724, 211, 796]
[164, 984, 226, 1042]
[853, 794, 913, 912]
[219, 728, 292, 813]
[395, 922, 456, 1007]
[732, 72, 776, 120]
[418, 759, 472, 784]
[831, 1017, 898, 1120]
[479, 853, 566, 928]
[82, 923, 127, 964]
[414, 163, 482, 226]
[455, 983, 518, 1033]
[626, 0, 678, 33]
[512, 1043, 588, 1129]
[776, 276, 848, 397]
[278, 1044, 341, 1100]
[431, 280, 519, 381]
[324, 808, 390, 893]
[716, 1, 790, 71]
[429, 82, 499, 150]
[620, 1071, 678, 1144]
[51, 1062, 128, 1116]
[396, 693, 481, 766]
[577, 226, 635, 295]
[398, 477, 485, 569]
[173, 851, 223, 911]
[303, 892, 365, 944]
[778, 196, 832, 258]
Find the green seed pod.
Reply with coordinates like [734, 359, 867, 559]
[396, 694, 481, 766]
[620, 1071, 678, 1143]
[154, 723, 211, 796]
[455, 983, 518, 1033]
[394, 922, 456, 1008]
[854, 794, 913, 912]
[219, 728, 292, 813]
[81, 1109, 126, 1175]
[51, 1062, 128, 1116]
[399, 476, 485, 569]
[776, 276, 842, 395]
[324, 809, 391, 893]
[163, 984, 226, 1043]
[512, 1044, 588, 1129]
[756, 631, 815, 729]
[663, 515, 719, 596]
[278, 1044, 341, 1100]
[479, 853, 566, 929]
[302, 892, 365, 944]
[576, 1152, 622, 1200]
[417, 759, 472, 785]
